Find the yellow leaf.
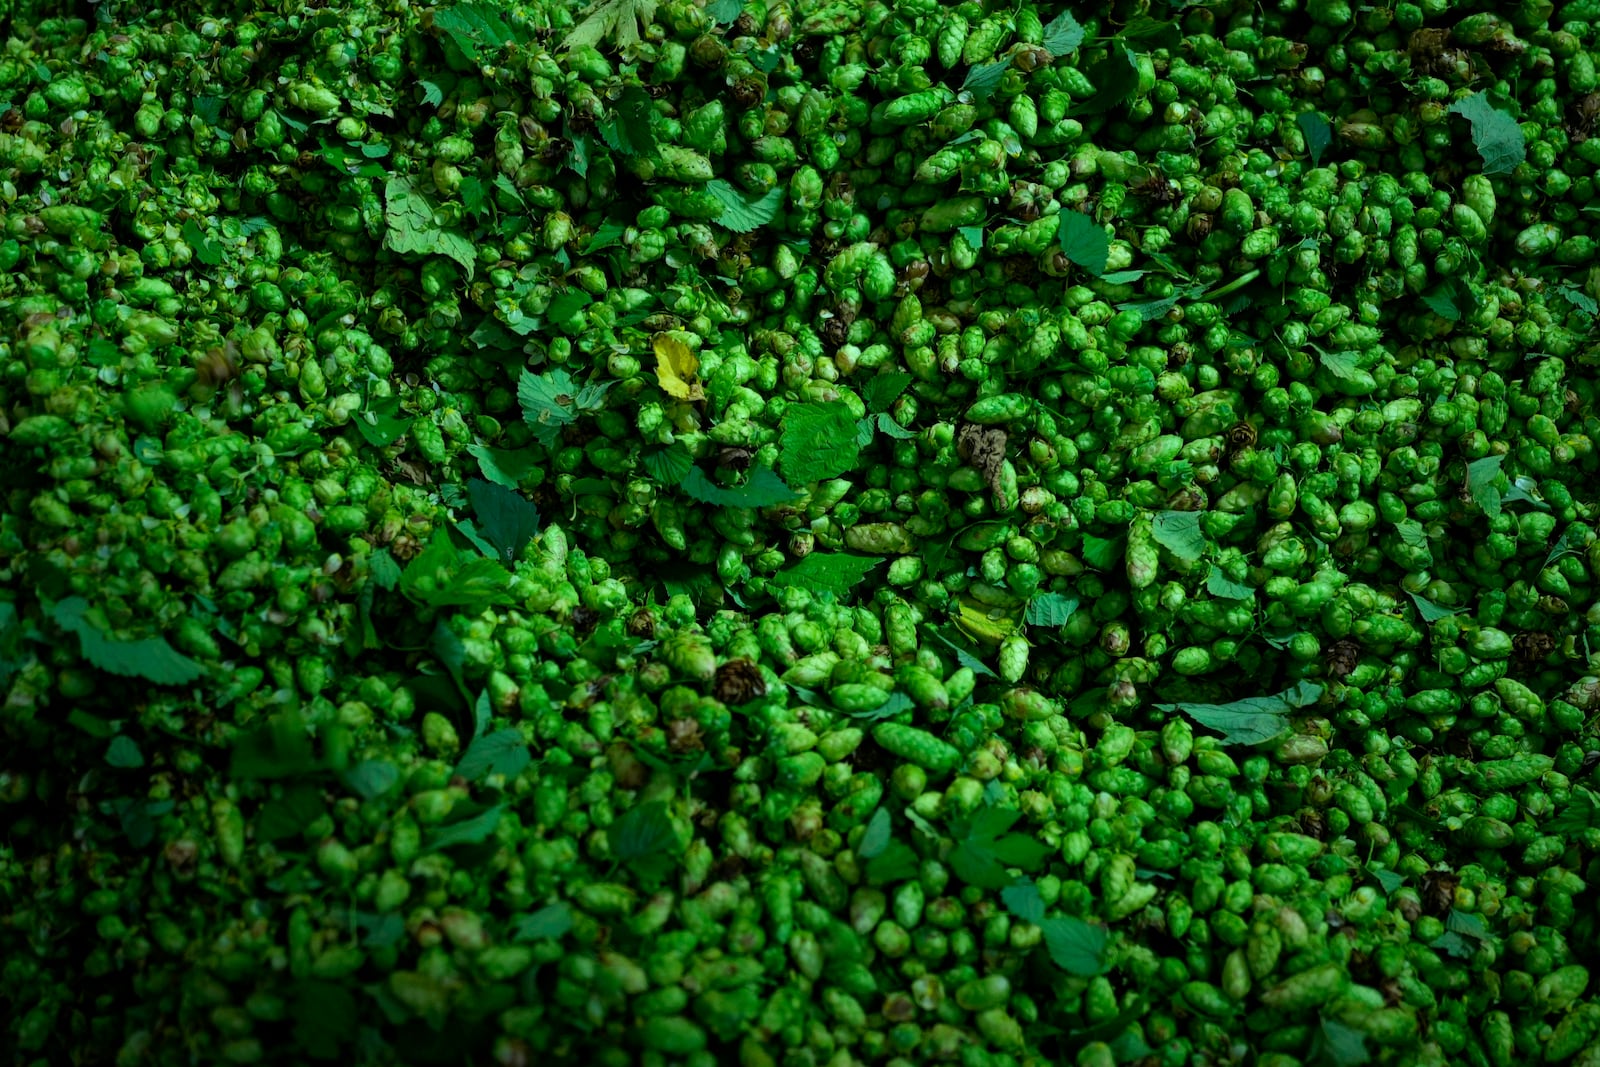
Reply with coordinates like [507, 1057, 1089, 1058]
[653, 334, 704, 401]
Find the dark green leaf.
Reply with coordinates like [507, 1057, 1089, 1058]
[1366, 867, 1405, 894]
[679, 465, 802, 508]
[950, 839, 1012, 889]
[962, 60, 1012, 102]
[1419, 277, 1480, 322]
[400, 530, 515, 612]
[1058, 210, 1110, 276]
[1446, 908, 1492, 943]
[1448, 91, 1527, 176]
[433, 3, 524, 63]
[705, 179, 785, 233]
[353, 395, 411, 448]
[1297, 111, 1332, 166]
[1408, 592, 1464, 622]
[1315, 1017, 1371, 1067]
[473, 688, 493, 740]
[990, 834, 1053, 870]
[864, 371, 913, 413]
[1544, 527, 1587, 571]
[1555, 283, 1598, 315]
[368, 549, 402, 591]
[1502, 477, 1547, 510]
[859, 807, 892, 860]
[428, 619, 473, 709]
[865, 841, 921, 884]
[1120, 16, 1181, 48]
[293, 980, 358, 1061]
[609, 800, 681, 880]
[1395, 519, 1429, 549]
[105, 736, 144, 769]
[466, 478, 541, 563]
[181, 221, 224, 266]
[454, 518, 499, 562]
[459, 175, 488, 215]
[1118, 293, 1181, 321]
[847, 689, 916, 723]
[602, 85, 659, 158]
[342, 760, 400, 801]
[1040, 11, 1085, 56]
[383, 175, 476, 280]
[1156, 683, 1324, 746]
[1317, 349, 1364, 381]
[706, 0, 742, 22]
[256, 783, 327, 843]
[642, 443, 695, 485]
[1205, 569, 1255, 600]
[512, 902, 574, 941]
[348, 911, 406, 948]
[68, 709, 116, 738]
[781, 401, 862, 485]
[1025, 592, 1080, 627]
[769, 553, 883, 600]
[110, 797, 174, 849]
[454, 728, 532, 782]
[1548, 788, 1600, 836]
[1041, 916, 1110, 976]
[966, 805, 1023, 841]
[230, 710, 325, 779]
[1001, 879, 1046, 924]
[1430, 930, 1474, 960]
[584, 217, 628, 254]
[928, 626, 1000, 679]
[1081, 533, 1125, 571]
[1075, 42, 1140, 114]
[52, 596, 206, 686]
[468, 442, 540, 490]
[1466, 454, 1505, 519]
[1152, 510, 1206, 562]
[423, 804, 504, 853]
[870, 412, 921, 438]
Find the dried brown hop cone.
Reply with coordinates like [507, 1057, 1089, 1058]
[957, 422, 1008, 490]
[713, 657, 767, 706]
[1325, 638, 1361, 680]
[626, 608, 658, 639]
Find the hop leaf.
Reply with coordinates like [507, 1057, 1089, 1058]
[562, 0, 661, 51]
[653, 335, 704, 400]
[1448, 91, 1527, 176]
